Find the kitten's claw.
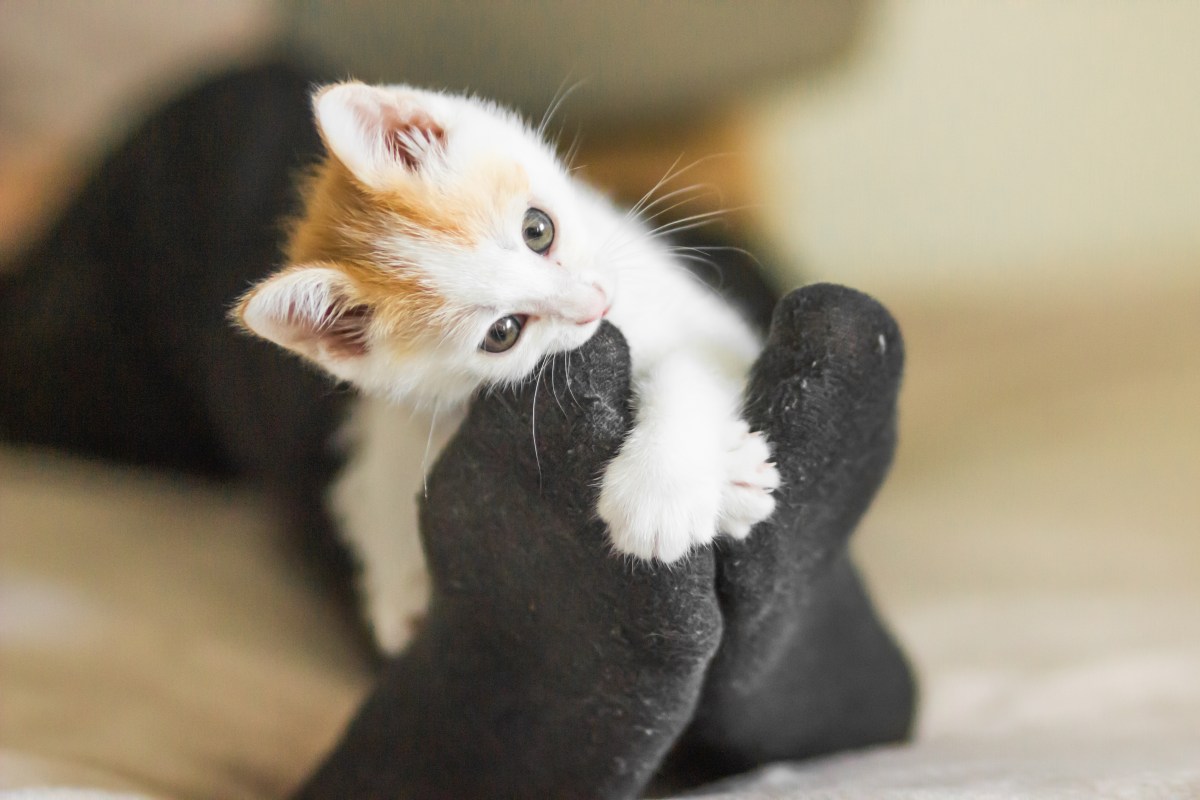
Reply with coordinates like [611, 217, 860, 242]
[718, 424, 779, 540]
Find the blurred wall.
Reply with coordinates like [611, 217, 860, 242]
[3, 2, 1198, 298]
[281, 0, 864, 132]
[0, 1, 274, 150]
[0, 1, 276, 258]
[753, 0, 1200, 294]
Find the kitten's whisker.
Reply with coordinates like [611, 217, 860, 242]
[530, 357, 554, 488]
[646, 219, 723, 240]
[667, 243, 766, 272]
[666, 246, 741, 288]
[624, 152, 737, 223]
[632, 191, 720, 232]
[421, 401, 441, 499]
[670, 253, 729, 291]
[669, 251, 720, 269]
[624, 153, 685, 222]
[602, 158, 741, 256]
[635, 182, 718, 223]
[564, 350, 581, 407]
[563, 127, 584, 169]
[530, 378, 541, 483]
[537, 78, 584, 139]
[645, 204, 760, 242]
[646, 207, 736, 236]
[548, 353, 568, 417]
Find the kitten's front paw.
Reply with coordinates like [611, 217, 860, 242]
[598, 449, 721, 564]
[596, 420, 780, 563]
[718, 422, 780, 539]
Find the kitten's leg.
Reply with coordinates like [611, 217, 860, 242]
[657, 284, 917, 789]
[597, 354, 779, 563]
[331, 398, 461, 654]
[295, 323, 721, 800]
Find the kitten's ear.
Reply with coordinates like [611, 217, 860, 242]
[235, 264, 374, 375]
[314, 82, 446, 188]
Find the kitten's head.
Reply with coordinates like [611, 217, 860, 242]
[235, 81, 614, 405]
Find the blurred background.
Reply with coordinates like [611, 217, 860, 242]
[5, 2, 1200, 289]
[1, 2, 1197, 798]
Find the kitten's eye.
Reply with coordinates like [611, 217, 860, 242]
[480, 314, 526, 353]
[522, 207, 555, 254]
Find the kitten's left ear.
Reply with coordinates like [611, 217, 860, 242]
[234, 264, 374, 380]
[315, 82, 446, 189]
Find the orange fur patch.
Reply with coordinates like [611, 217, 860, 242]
[281, 155, 529, 351]
[376, 157, 529, 246]
[338, 260, 444, 351]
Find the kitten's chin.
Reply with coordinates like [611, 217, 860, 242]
[555, 319, 604, 354]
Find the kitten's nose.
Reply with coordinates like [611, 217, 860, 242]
[572, 284, 610, 325]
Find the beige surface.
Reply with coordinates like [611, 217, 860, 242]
[857, 275, 1200, 747]
[862, 275, 1200, 613]
[0, 458, 372, 799]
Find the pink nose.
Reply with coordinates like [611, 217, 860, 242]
[574, 285, 610, 325]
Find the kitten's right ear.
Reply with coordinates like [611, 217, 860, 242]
[314, 82, 446, 189]
[234, 264, 374, 377]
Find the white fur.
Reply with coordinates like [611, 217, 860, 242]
[330, 396, 463, 653]
[243, 82, 781, 653]
[594, 228, 779, 563]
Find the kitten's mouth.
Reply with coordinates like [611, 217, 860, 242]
[536, 284, 610, 326]
[573, 286, 612, 326]
[575, 304, 611, 326]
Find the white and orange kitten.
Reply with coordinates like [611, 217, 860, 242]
[236, 82, 779, 653]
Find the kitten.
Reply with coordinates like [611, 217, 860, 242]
[235, 82, 780, 653]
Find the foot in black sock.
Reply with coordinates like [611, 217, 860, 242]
[661, 284, 917, 788]
[296, 323, 723, 800]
